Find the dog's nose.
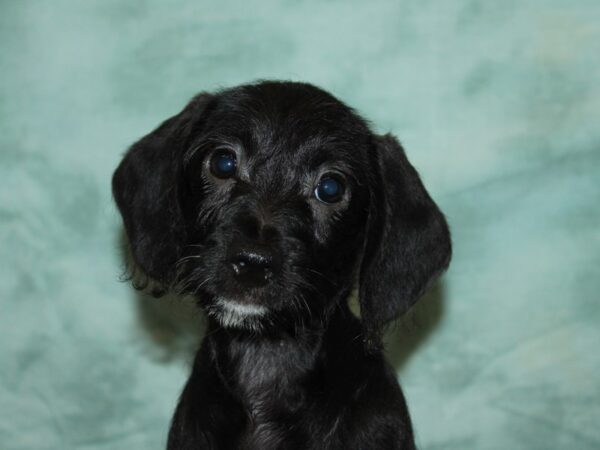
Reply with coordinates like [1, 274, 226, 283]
[229, 248, 276, 287]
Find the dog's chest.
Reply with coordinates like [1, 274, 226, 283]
[229, 339, 308, 403]
[225, 339, 314, 447]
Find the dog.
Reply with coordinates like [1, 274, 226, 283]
[112, 81, 451, 450]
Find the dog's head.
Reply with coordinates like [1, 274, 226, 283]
[113, 81, 451, 341]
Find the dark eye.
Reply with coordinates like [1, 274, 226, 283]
[315, 174, 345, 204]
[210, 150, 237, 178]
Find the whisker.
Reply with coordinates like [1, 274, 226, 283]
[175, 254, 204, 266]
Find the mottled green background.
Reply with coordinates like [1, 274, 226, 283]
[1, 1, 599, 449]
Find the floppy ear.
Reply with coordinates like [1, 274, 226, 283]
[112, 94, 213, 287]
[359, 134, 451, 343]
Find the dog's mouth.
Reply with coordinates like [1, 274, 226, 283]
[200, 256, 277, 329]
[206, 296, 270, 330]
[201, 263, 310, 331]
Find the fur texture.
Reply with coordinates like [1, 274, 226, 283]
[112, 81, 451, 450]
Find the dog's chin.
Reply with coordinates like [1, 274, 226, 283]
[207, 296, 269, 331]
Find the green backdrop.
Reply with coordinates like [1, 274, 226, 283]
[1, 1, 599, 449]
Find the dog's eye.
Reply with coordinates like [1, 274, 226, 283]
[315, 174, 345, 204]
[210, 150, 237, 178]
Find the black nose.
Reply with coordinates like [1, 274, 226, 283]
[229, 247, 276, 287]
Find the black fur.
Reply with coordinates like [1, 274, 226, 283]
[113, 81, 451, 450]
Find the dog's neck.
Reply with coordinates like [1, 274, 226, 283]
[204, 301, 362, 413]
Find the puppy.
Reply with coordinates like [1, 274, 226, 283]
[112, 81, 451, 450]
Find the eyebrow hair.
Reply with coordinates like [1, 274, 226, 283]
[183, 135, 242, 165]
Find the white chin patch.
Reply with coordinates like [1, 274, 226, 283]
[211, 297, 267, 330]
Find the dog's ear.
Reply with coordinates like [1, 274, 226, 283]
[112, 94, 213, 287]
[359, 134, 451, 343]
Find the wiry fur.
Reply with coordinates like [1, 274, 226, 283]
[112, 81, 451, 450]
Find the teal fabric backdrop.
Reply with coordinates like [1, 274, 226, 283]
[1, 1, 599, 449]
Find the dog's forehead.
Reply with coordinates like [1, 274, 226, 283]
[205, 82, 371, 168]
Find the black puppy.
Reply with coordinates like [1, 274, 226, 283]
[112, 81, 451, 450]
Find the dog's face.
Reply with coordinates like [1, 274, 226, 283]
[176, 84, 373, 331]
[113, 81, 451, 339]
